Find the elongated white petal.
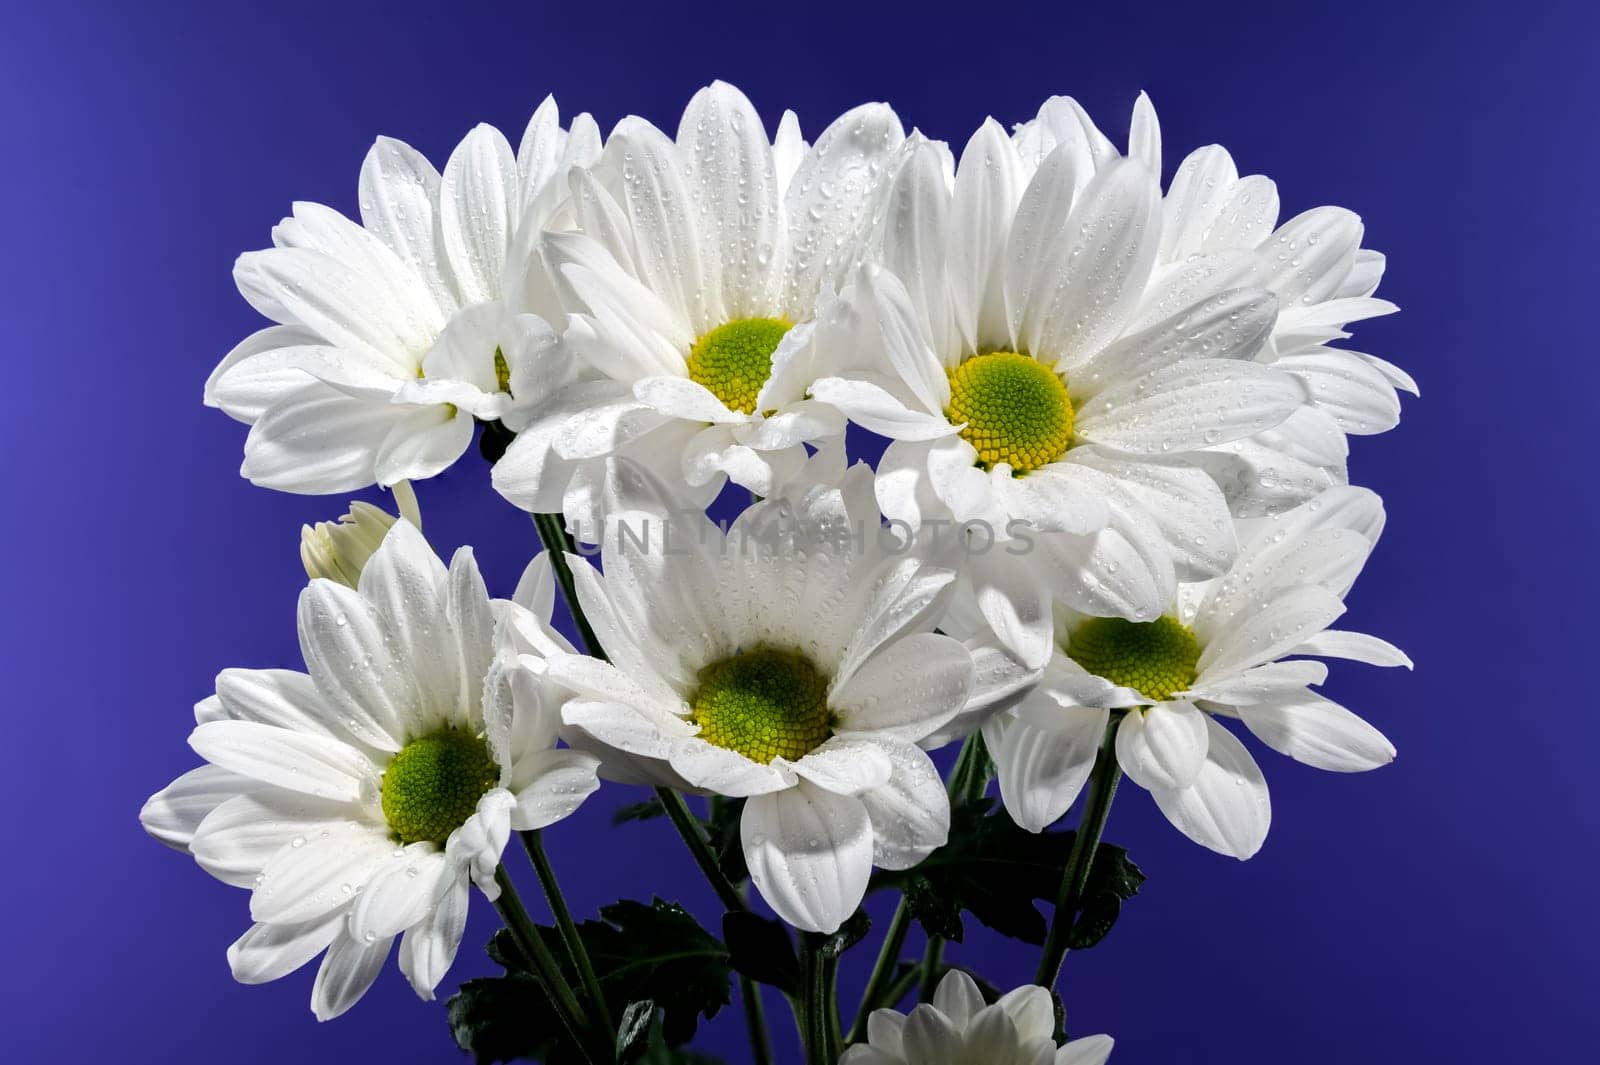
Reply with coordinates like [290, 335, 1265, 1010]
[1058, 1034, 1116, 1065]
[791, 736, 894, 796]
[855, 739, 949, 870]
[251, 821, 393, 923]
[242, 380, 409, 495]
[1075, 360, 1302, 454]
[1237, 690, 1395, 771]
[669, 739, 796, 797]
[833, 631, 971, 743]
[228, 915, 344, 985]
[1116, 701, 1209, 791]
[190, 790, 354, 888]
[1196, 584, 1346, 678]
[399, 875, 470, 999]
[1294, 629, 1412, 669]
[984, 703, 1107, 833]
[440, 124, 518, 306]
[742, 782, 873, 933]
[312, 928, 393, 1021]
[509, 748, 602, 830]
[296, 580, 412, 750]
[1148, 718, 1270, 859]
[350, 845, 453, 940]
[140, 765, 249, 852]
[189, 721, 374, 802]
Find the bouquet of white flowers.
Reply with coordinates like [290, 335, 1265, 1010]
[141, 81, 1412, 1064]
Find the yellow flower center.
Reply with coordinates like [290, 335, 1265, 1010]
[945, 351, 1074, 474]
[380, 728, 499, 845]
[689, 646, 834, 763]
[1066, 616, 1200, 703]
[686, 317, 792, 414]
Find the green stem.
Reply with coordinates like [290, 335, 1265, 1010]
[1033, 716, 1124, 988]
[847, 898, 911, 1042]
[655, 787, 747, 913]
[799, 933, 832, 1065]
[739, 967, 775, 1065]
[491, 865, 603, 1065]
[880, 965, 919, 1012]
[521, 831, 613, 1039]
[820, 946, 842, 1062]
[533, 512, 604, 659]
[916, 936, 944, 1002]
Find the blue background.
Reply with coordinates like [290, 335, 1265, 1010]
[4, 1, 1595, 1061]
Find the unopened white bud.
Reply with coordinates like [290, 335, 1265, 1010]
[300, 481, 422, 588]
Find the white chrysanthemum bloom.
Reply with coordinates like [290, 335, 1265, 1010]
[842, 969, 1114, 1065]
[982, 486, 1407, 858]
[1017, 94, 1414, 516]
[138, 522, 600, 1018]
[542, 451, 974, 933]
[299, 481, 422, 587]
[812, 105, 1304, 668]
[492, 81, 907, 523]
[207, 97, 601, 493]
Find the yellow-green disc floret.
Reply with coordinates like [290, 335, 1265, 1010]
[689, 646, 834, 763]
[380, 728, 500, 845]
[686, 317, 792, 414]
[1066, 615, 1200, 703]
[945, 351, 1074, 473]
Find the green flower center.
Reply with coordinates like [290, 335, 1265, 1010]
[493, 346, 511, 394]
[689, 646, 834, 763]
[945, 351, 1074, 474]
[1066, 615, 1200, 703]
[380, 728, 500, 845]
[686, 317, 792, 414]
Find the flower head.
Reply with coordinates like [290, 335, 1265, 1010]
[139, 523, 599, 1018]
[299, 481, 422, 587]
[981, 486, 1407, 857]
[491, 81, 908, 525]
[208, 99, 599, 494]
[542, 450, 978, 931]
[842, 969, 1114, 1065]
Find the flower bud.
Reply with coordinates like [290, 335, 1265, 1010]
[300, 481, 421, 588]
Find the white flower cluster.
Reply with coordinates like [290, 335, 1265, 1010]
[144, 82, 1411, 1061]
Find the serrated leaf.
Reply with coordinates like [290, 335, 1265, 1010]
[723, 911, 800, 994]
[870, 798, 1144, 947]
[450, 898, 732, 1063]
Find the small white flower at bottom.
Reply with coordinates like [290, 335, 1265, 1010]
[139, 522, 599, 1019]
[841, 969, 1113, 1065]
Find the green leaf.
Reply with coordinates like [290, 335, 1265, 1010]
[1065, 843, 1145, 949]
[448, 898, 732, 1062]
[722, 911, 800, 994]
[870, 798, 1144, 946]
[705, 797, 748, 885]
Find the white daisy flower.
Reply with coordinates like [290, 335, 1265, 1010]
[543, 451, 974, 933]
[841, 969, 1114, 1065]
[138, 522, 600, 1018]
[812, 106, 1305, 667]
[299, 481, 421, 588]
[982, 486, 1407, 857]
[1018, 93, 1415, 516]
[492, 80, 906, 522]
[207, 97, 601, 494]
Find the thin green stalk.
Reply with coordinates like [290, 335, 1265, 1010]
[655, 787, 747, 913]
[1033, 717, 1124, 988]
[799, 933, 831, 1065]
[533, 512, 603, 658]
[819, 946, 842, 1062]
[739, 967, 775, 1065]
[847, 898, 911, 1042]
[491, 865, 603, 1065]
[916, 936, 944, 1002]
[879, 965, 919, 1012]
[521, 831, 613, 1038]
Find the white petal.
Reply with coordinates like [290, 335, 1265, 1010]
[190, 790, 354, 888]
[359, 136, 454, 314]
[879, 140, 955, 357]
[1277, 349, 1402, 435]
[1184, 660, 1328, 704]
[791, 736, 894, 796]
[296, 579, 412, 750]
[1237, 690, 1395, 771]
[833, 631, 972, 743]
[1058, 1034, 1116, 1065]
[350, 845, 453, 940]
[741, 782, 873, 933]
[931, 969, 986, 1027]
[312, 928, 393, 1021]
[372, 403, 474, 486]
[140, 765, 248, 852]
[1161, 145, 1238, 260]
[228, 914, 344, 985]
[1149, 717, 1270, 859]
[206, 324, 325, 422]
[669, 739, 796, 797]
[635, 375, 748, 423]
[356, 522, 458, 737]
[809, 375, 954, 441]
[1115, 701, 1209, 790]
[680, 81, 781, 317]
[1294, 629, 1412, 669]
[856, 739, 950, 870]
[399, 875, 470, 999]
[1075, 360, 1302, 454]
[985, 703, 1108, 833]
[508, 748, 602, 830]
[189, 720, 374, 803]
[609, 117, 715, 331]
[1070, 286, 1277, 398]
[951, 119, 1023, 351]
[252, 821, 394, 923]
[440, 124, 518, 305]
[241, 381, 408, 494]
[1196, 584, 1346, 679]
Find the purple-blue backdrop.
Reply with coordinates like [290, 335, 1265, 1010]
[4, 1, 1595, 1061]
